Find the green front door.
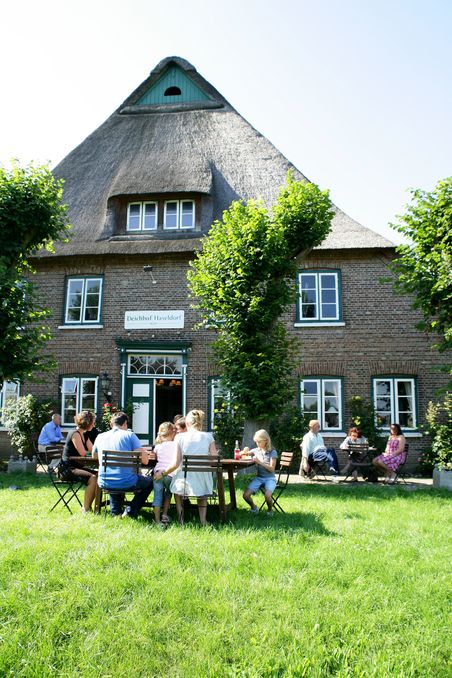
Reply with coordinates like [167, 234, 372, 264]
[127, 379, 154, 445]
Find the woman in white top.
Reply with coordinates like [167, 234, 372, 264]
[167, 409, 217, 525]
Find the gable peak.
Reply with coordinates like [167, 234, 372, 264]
[119, 56, 230, 114]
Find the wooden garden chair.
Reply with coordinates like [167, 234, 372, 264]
[259, 452, 293, 513]
[98, 449, 142, 516]
[180, 454, 225, 524]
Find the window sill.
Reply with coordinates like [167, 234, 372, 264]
[294, 322, 345, 327]
[58, 325, 104, 330]
[380, 431, 422, 438]
[320, 431, 422, 439]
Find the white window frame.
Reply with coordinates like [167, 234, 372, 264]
[208, 377, 231, 431]
[163, 200, 195, 230]
[126, 201, 158, 232]
[373, 377, 417, 430]
[64, 277, 103, 325]
[61, 377, 98, 426]
[0, 381, 20, 426]
[300, 378, 343, 431]
[297, 271, 340, 322]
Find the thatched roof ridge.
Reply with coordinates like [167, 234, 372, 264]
[44, 56, 394, 259]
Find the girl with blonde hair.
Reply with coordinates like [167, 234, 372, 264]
[152, 421, 177, 526]
[242, 429, 278, 516]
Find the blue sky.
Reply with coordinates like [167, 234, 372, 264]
[1, 0, 451, 243]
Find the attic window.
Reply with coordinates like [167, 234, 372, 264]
[164, 86, 181, 96]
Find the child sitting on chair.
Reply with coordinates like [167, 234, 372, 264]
[152, 421, 177, 527]
[242, 429, 278, 516]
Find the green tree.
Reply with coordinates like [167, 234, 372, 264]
[348, 396, 384, 452]
[188, 174, 334, 442]
[3, 394, 56, 456]
[389, 177, 452, 357]
[0, 162, 70, 382]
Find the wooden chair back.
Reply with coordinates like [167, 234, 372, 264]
[259, 451, 293, 513]
[181, 455, 224, 523]
[101, 450, 141, 473]
[182, 454, 222, 475]
[276, 451, 293, 481]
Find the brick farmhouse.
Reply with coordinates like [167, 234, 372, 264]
[1, 57, 447, 468]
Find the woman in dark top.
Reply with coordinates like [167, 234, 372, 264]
[62, 410, 97, 514]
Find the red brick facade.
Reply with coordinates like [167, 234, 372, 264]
[1, 247, 445, 469]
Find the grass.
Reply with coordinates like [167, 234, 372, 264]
[0, 472, 451, 677]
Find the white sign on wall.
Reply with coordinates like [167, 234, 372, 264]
[124, 310, 185, 329]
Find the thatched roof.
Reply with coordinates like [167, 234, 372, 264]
[45, 56, 393, 259]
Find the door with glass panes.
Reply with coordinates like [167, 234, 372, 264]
[126, 354, 184, 444]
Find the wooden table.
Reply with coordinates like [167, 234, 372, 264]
[343, 446, 376, 481]
[220, 458, 256, 515]
[70, 455, 254, 519]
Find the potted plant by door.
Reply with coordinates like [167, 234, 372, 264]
[426, 393, 452, 490]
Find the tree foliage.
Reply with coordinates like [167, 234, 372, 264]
[188, 175, 334, 422]
[348, 396, 385, 452]
[424, 392, 452, 471]
[3, 394, 56, 455]
[0, 162, 70, 382]
[389, 177, 452, 355]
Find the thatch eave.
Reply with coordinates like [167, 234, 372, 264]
[119, 101, 225, 115]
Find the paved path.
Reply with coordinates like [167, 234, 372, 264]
[287, 474, 433, 489]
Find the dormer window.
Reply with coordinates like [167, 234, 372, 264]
[164, 200, 195, 230]
[127, 202, 157, 231]
[115, 196, 199, 236]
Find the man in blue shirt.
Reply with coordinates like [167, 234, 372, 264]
[38, 414, 65, 452]
[93, 411, 153, 518]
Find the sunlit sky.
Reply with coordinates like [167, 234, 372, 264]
[1, 0, 451, 244]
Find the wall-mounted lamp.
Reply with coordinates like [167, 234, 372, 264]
[100, 371, 112, 401]
[143, 265, 157, 284]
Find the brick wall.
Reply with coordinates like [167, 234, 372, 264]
[5, 247, 448, 471]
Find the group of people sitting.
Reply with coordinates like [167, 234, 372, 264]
[300, 419, 407, 484]
[38, 409, 407, 522]
[39, 408, 280, 523]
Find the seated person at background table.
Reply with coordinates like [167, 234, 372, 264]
[372, 423, 406, 484]
[93, 411, 153, 518]
[340, 426, 368, 482]
[38, 413, 65, 453]
[173, 414, 187, 434]
[84, 420, 100, 447]
[152, 421, 177, 527]
[61, 410, 98, 514]
[300, 419, 340, 481]
[166, 409, 216, 527]
[242, 429, 278, 516]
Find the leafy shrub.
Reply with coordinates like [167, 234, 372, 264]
[97, 400, 136, 433]
[3, 394, 56, 456]
[348, 396, 385, 452]
[425, 392, 452, 470]
[269, 406, 310, 469]
[213, 402, 244, 458]
[417, 448, 436, 477]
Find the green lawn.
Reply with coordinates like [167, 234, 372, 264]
[0, 472, 451, 677]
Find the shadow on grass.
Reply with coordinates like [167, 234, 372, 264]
[0, 470, 50, 491]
